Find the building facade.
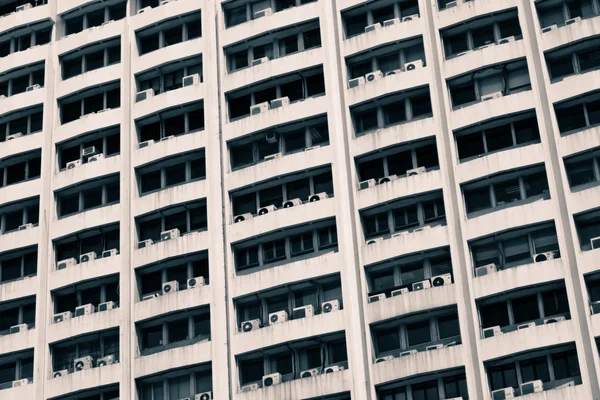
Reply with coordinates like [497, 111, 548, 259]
[1, 0, 600, 399]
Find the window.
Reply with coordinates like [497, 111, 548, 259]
[56, 176, 119, 217]
[0, 63, 45, 98]
[138, 103, 204, 143]
[564, 147, 600, 189]
[555, 94, 600, 134]
[138, 152, 205, 194]
[0, 197, 39, 233]
[574, 207, 600, 251]
[60, 86, 120, 123]
[52, 330, 119, 372]
[57, 131, 120, 170]
[140, 366, 212, 400]
[0, 297, 36, 332]
[0, 151, 41, 188]
[342, 0, 420, 38]
[0, 351, 34, 385]
[138, 57, 202, 96]
[137, 13, 202, 55]
[0, 27, 51, 58]
[54, 224, 119, 264]
[138, 308, 210, 354]
[61, 41, 121, 79]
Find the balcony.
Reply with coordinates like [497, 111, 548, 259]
[45, 362, 120, 399]
[47, 305, 120, 344]
[133, 230, 209, 269]
[0, 225, 39, 255]
[134, 338, 211, 378]
[548, 68, 600, 104]
[49, 255, 121, 291]
[0, 381, 34, 399]
[0, 3, 51, 37]
[0, 42, 46, 75]
[0, 327, 35, 356]
[134, 37, 204, 75]
[435, 0, 519, 29]
[0, 275, 38, 303]
[0, 87, 45, 117]
[58, 19, 124, 56]
[52, 154, 120, 191]
[54, 108, 122, 143]
[539, 15, 600, 52]
[50, 204, 120, 241]
[133, 83, 206, 121]
[131, 0, 202, 31]
[0, 178, 41, 208]
[134, 282, 211, 320]
[56, 64, 121, 101]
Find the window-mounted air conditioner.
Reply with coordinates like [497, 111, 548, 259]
[521, 380, 543, 395]
[431, 273, 452, 287]
[138, 239, 153, 249]
[264, 152, 282, 161]
[82, 146, 97, 157]
[250, 101, 269, 115]
[142, 293, 160, 301]
[188, 276, 205, 289]
[195, 392, 213, 400]
[12, 378, 30, 387]
[402, 13, 419, 22]
[426, 343, 443, 351]
[375, 355, 394, 363]
[378, 175, 397, 185]
[368, 293, 386, 303]
[74, 356, 93, 371]
[498, 36, 515, 45]
[444, 1, 457, 9]
[365, 70, 383, 83]
[263, 372, 281, 387]
[88, 153, 104, 162]
[309, 192, 328, 202]
[385, 69, 403, 76]
[292, 304, 314, 319]
[138, 6, 152, 14]
[162, 280, 179, 294]
[183, 73, 200, 87]
[324, 365, 344, 373]
[57, 257, 76, 270]
[6, 132, 23, 140]
[405, 60, 424, 71]
[534, 251, 556, 262]
[101, 19, 114, 26]
[481, 91, 503, 102]
[18, 223, 33, 231]
[80, 252, 97, 263]
[542, 24, 557, 33]
[366, 237, 384, 245]
[543, 316, 566, 324]
[26, 84, 40, 91]
[348, 76, 365, 89]
[396, 350, 416, 359]
[97, 354, 115, 367]
[364, 23, 381, 33]
[254, 7, 272, 19]
[98, 301, 115, 312]
[383, 18, 400, 27]
[139, 140, 154, 149]
[241, 383, 260, 392]
[301, 368, 320, 378]
[305, 145, 320, 152]
[517, 322, 535, 330]
[482, 325, 502, 339]
[269, 310, 288, 325]
[9, 324, 28, 334]
[265, 131, 278, 144]
[234, 213, 253, 223]
[445, 341, 457, 348]
[270, 96, 290, 109]
[283, 198, 302, 208]
[406, 166, 426, 177]
[102, 248, 118, 258]
[136, 88, 154, 102]
[491, 387, 514, 400]
[74, 303, 94, 317]
[591, 236, 600, 249]
[241, 319, 261, 332]
[391, 231, 409, 239]
[53, 370, 69, 378]
[475, 263, 497, 277]
[160, 135, 174, 142]
[53, 311, 72, 323]
[592, 301, 600, 315]
[251, 56, 270, 67]
[66, 160, 82, 169]
[566, 16, 581, 25]
[413, 225, 432, 233]
[391, 288, 409, 297]
[322, 299, 340, 313]
[161, 228, 180, 241]
[16, 3, 31, 11]
[359, 179, 376, 190]
[258, 204, 277, 215]
[412, 279, 431, 291]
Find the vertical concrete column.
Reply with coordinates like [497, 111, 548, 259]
[419, 0, 484, 398]
[321, 1, 372, 398]
[518, 0, 600, 398]
[205, 1, 232, 398]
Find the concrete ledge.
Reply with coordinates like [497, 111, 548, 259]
[45, 363, 120, 399]
[0, 44, 47, 76]
[0, 328, 36, 356]
[133, 179, 207, 217]
[57, 20, 124, 57]
[56, 64, 122, 100]
[0, 88, 45, 118]
[567, 185, 600, 215]
[132, 132, 207, 168]
[577, 250, 600, 276]
[134, 339, 211, 378]
[0, 276, 38, 303]
[0, 131, 42, 161]
[134, 284, 212, 322]
[346, 68, 431, 107]
[130, 0, 202, 32]
[54, 109, 123, 144]
[558, 126, 600, 158]
[132, 83, 207, 121]
[133, 38, 205, 76]
[46, 307, 120, 344]
[0, 227, 39, 257]
[49, 256, 121, 291]
[52, 154, 121, 191]
[539, 17, 600, 52]
[1, 381, 35, 399]
[0, 4, 51, 37]
[548, 69, 600, 104]
[435, 0, 519, 30]
[133, 230, 209, 269]
[50, 204, 121, 240]
[444, 40, 526, 80]
[0, 179, 41, 207]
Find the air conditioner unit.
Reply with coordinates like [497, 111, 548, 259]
[269, 310, 288, 325]
[97, 354, 115, 367]
[53, 370, 69, 378]
[251, 56, 270, 67]
[498, 36, 515, 45]
[264, 152, 282, 161]
[101, 19, 114, 26]
[365, 23, 381, 33]
[406, 166, 426, 177]
[241, 383, 260, 392]
[6, 132, 23, 140]
[391, 288, 409, 297]
[74, 356, 93, 371]
[254, 7, 272, 18]
[250, 101, 269, 115]
[368, 293, 386, 303]
[88, 153, 104, 162]
[412, 279, 431, 291]
[301, 368, 320, 378]
[491, 387, 515, 400]
[475, 263, 497, 277]
[241, 319, 261, 332]
[481, 91, 503, 102]
[188, 276, 206, 289]
[16, 3, 32, 11]
[160, 0, 170, 5]
[195, 392, 213, 400]
[543, 316, 566, 324]
[57, 257, 76, 270]
[399, 349, 417, 357]
[161, 228, 180, 241]
[138, 239, 153, 249]
[80, 252, 97, 263]
[383, 18, 400, 27]
[401, 14, 419, 22]
[264, 131, 278, 144]
[12, 379, 29, 387]
[520, 379, 543, 395]
[385, 69, 403, 76]
[444, 1, 458, 8]
[142, 293, 160, 301]
[182, 73, 200, 87]
[74, 303, 94, 317]
[305, 145, 320, 152]
[431, 273, 452, 287]
[234, 213, 253, 223]
[263, 372, 281, 387]
[554, 380, 575, 389]
[541, 24, 557, 33]
[26, 84, 40, 91]
[292, 304, 314, 319]
[348, 76, 365, 89]
[591, 236, 600, 249]
[426, 343, 443, 351]
[324, 365, 344, 373]
[482, 325, 502, 339]
[534, 251, 556, 262]
[565, 16, 581, 25]
[359, 179, 376, 190]
[378, 175, 397, 185]
[405, 60, 424, 71]
[18, 223, 33, 230]
[592, 301, 600, 315]
[102, 249, 118, 258]
[270, 97, 290, 109]
[322, 299, 340, 313]
[517, 322, 535, 330]
[445, 341, 457, 348]
[258, 204, 277, 215]
[81, 146, 97, 157]
[97, 108, 110, 114]
[309, 192, 328, 202]
[139, 140, 154, 149]
[9, 324, 28, 334]
[366, 237, 384, 245]
[66, 160, 82, 169]
[375, 355, 394, 363]
[162, 280, 179, 294]
[53, 311, 72, 323]
[136, 89, 154, 102]
[138, 6, 152, 13]
[391, 231, 409, 239]
[80, 112, 95, 119]
[365, 70, 383, 83]
[283, 198, 302, 208]
[98, 301, 115, 312]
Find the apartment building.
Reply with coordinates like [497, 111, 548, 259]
[1, 0, 599, 399]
